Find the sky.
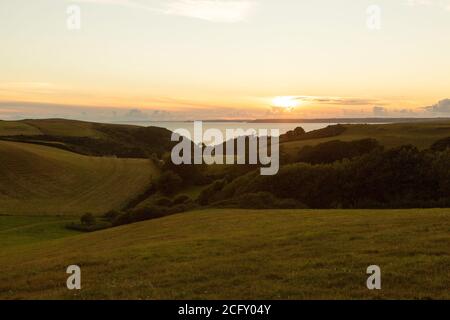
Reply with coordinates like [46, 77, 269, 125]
[0, 0, 450, 121]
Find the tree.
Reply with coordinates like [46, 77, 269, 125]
[158, 171, 183, 195]
[80, 213, 96, 226]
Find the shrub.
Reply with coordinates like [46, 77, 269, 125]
[103, 210, 122, 221]
[157, 171, 183, 195]
[431, 137, 450, 151]
[112, 212, 133, 226]
[67, 221, 111, 232]
[154, 197, 173, 207]
[198, 179, 227, 205]
[204, 143, 449, 209]
[281, 124, 346, 142]
[297, 139, 381, 164]
[129, 205, 169, 222]
[173, 194, 191, 205]
[80, 213, 96, 226]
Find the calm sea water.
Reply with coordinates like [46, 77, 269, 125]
[117, 121, 335, 144]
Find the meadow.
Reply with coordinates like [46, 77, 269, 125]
[281, 121, 450, 156]
[0, 209, 449, 300]
[0, 119, 448, 300]
[0, 140, 158, 215]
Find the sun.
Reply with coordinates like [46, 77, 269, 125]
[272, 96, 300, 109]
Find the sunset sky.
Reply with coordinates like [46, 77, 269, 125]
[1, 0, 450, 120]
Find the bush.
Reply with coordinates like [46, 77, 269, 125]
[297, 139, 381, 164]
[154, 197, 173, 207]
[80, 213, 96, 226]
[203, 144, 450, 209]
[284, 127, 306, 140]
[67, 221, 111, 232]
[157, 171, 183, 195]
[281, 124, 346, 142]
[103, 210, 122, 221]
[198, 179, 227, 205]
[111, 202, 197, 227]
[111, 211, 133, 226]
[431, 137, 450, 151]
[173, 194, 191, 205]
[128, 205, 169, 222]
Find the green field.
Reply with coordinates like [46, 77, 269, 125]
[0, 119, 448, 300]
[0, 215, 81, 247]
[0, 140, 159, 215]
[0, 119, 104, 137]
[0, 209, 449, 300]
[281, 121, 450, 156]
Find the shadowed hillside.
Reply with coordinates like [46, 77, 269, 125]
[281, 121, 450, 158]
[0, 119, 177, 158]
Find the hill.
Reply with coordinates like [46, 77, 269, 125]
[281, 121, 450, 157]
[0, 141, 159, 215]
[0, 119, 176, 158]
[0, 208, 449, 299]
[2, 119, 449, 159]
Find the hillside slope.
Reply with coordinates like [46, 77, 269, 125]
[281, 121, 450, 156]
[0, 119, 176, 158]
[0, 141, 158, 215]
[0, 209, 448, 299]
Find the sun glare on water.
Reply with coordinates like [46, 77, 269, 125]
[272, 96, 299, 109]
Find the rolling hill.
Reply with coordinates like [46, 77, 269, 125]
[0, 119, 177, 158]
[2, 119, 449, 160]
[280, 121, 450, 157]
[0, 208, 449, 299]
[0, 140, 159, 215]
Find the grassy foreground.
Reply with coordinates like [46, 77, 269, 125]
[0, 209, 449, 300]
[0, 141, 158, 215]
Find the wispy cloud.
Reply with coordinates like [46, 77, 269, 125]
[405, 0, 450, 11]
[294, 96, 379, 106]
[405, 0, 434, 6]
[166, 0, 254, 23]
[72, 0, 254, 23]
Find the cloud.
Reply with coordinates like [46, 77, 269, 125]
[405, 0, 433, 6]
[165, 0, 253, 23]
[295, 96, 378, 106]
[72, 0, 254, 23]
[404, 0, 450, 12]
[373, 106, 388, 117]
[425, 99, 450, 113]
[124, 108, 150, 120]
[0, 101, 258, 121]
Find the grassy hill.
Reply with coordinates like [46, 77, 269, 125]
[0, 141, 159, 215]
[0, 215, 80, 247]
[0, 208, 449, 299]
[281, 121, 450, 157]
[0, 119, 176, 158]
[0, 119, 104, 137]
[2, 119, 449, 160]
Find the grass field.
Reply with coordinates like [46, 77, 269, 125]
[0, 215, 81, 248]
[281, 121, 450, 156]
[0, 119, 104, 137]
[0, 208, 448, 300]
[0, 141, 159, 215]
